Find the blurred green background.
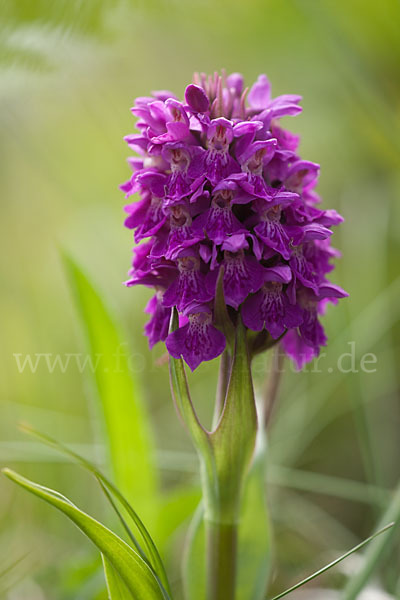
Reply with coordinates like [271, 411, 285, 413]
[1, 0, 400, 598]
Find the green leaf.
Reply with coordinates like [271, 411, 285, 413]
[268, 464, 390, 507]
[20, 424, 171, 597]
[342, 480, 400, 600]
[269, 522, 394, 600]
[62, 253, 156, 516]
[2, 469, 166, 600]
[102, 555, 134, 599]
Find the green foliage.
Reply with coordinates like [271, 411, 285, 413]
[63, 253, 157, 517]
[342, 482, 400, 599]
[102, 555, 134, 600]
[270, 522, 394, 600]
[2, 469, 167, 600]
[19, 424, 172, 596]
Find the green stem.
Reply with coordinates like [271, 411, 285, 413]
[213, 351, 231, 428]
[171, 316, 257, 600]
[206, 519, 237, 600]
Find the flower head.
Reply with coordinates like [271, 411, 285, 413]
[122, 71, 347, 370]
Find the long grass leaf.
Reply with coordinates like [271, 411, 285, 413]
[19, 424, 171, 597]
[269, 523, 394, 600]
[62, 252, 156, 511]
[102, 554, 134, 599]
[342, 482, 400, 599]
[2, 469, 165, 600]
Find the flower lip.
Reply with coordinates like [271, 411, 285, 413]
[213, 188, 234, 208]
[169, 204, 191, 227]
[165, 98, 189, 122]
[177, 255, 200, 272]
[207, 117, 234, 146]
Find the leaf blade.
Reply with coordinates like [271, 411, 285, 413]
[63, 252, 156, 512]
[2, 469, 165, 600]
[20, 424, 171, 597]
[342, 480, 400, 600]
[102, 555, 134, 600]
[269, 522, 394, 600]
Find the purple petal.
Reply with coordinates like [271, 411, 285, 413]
[282, 330, 317, 369]
[299, 310, 327, 349]
[248, 74, 271, 110]
[264, 265, 292, 284]
[233, 121, 263, 138]
[166, 313, 226, 371]
[163, 256, 213, 310]
[144, 295, 171, 348]
[317, 283, 348, 300]
[301, 223, 333, 242]
[226, 72, 244, 96]
[152, 90, 178, 101]
[221, 234, 249, 252]
[185, 84, 210, 113]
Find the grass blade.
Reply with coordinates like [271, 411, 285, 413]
[97, 476, 146, 558]
[342, 481, 400, 599]
[19, 423, 172, 597]
[268, 465, 390, 507]
[269, 522, 394, 600]
[102, 554, 134, 599]
[63, 252, 156, 513]
[2, 469, 166, 600]
[0, 555, 28, 580]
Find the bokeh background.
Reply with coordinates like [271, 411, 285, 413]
[1, 0, 400, 598]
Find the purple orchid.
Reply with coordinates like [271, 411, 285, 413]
[166, 305, 226, 371]
[122, 71, 346, 369]
[163, 252, 214, 311]
[205, 234, 266, 309]
[241, 265, 303, 338]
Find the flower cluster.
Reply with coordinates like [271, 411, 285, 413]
[121, 72, 347, 370]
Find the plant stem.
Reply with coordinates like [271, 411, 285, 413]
[206, 519, 238, 600]
[213, 351, 231, 428]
